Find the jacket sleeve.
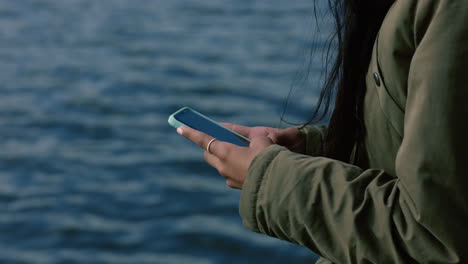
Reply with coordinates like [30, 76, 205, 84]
[239, 0, 468, 263]
[298, 125, 327, 157]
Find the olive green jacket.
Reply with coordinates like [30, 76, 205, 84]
[239, 0, 468, 263]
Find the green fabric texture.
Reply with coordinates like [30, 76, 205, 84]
[240, 0, 468, 263]
[299, 125, 327, 157]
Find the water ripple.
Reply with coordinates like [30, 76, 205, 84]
[0, 0, 325, 263]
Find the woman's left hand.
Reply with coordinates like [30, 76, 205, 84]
[177, 126, 274, 189]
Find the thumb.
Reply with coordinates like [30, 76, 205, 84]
[250, 136, 274, 149]
[267, 131, 280, 144]
[272, 128, 301, 146]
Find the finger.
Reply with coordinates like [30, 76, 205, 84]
[250, 136, 274, 149]
[206, 138, 235, 160]
[226, 179, 241, 190]
[272, 128, 300, 145]
[267, 132, 280, 144]
[204, 151, 221, 169]
[220, 123, 251, 138]
[177, 126, 213, 150]
[177, 126, 233, 158]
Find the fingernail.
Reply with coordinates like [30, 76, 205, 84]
[177, 127, 183, 135]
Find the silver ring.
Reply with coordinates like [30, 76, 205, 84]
[206, 138, 217, 154]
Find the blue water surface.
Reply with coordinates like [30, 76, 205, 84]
[0, 1, 332, 263]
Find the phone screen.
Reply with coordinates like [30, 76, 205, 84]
[174, 108, 249, 147]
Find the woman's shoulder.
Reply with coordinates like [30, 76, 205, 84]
[408, 0, 468, 23]
[382, 0, 468, 47]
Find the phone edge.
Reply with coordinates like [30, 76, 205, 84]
[167, 107, 189, 128]
[168, 107, 251, 143]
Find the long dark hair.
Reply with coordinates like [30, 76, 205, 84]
[307, 0, 395, 162]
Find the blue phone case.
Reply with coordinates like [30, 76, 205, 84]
[168, 107, 251, 144]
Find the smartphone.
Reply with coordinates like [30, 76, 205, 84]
[168, 107, 250, 147]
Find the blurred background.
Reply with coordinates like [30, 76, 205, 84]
[0, 0, 332, 263]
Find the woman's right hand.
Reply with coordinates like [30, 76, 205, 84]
[222, 123, 306, 154]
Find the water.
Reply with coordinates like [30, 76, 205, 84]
[0, 1, 332, 263]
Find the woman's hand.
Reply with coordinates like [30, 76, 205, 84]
[176, 123, 306, 189]
[177, 126, 273, 189]
[222, 123, 306, 154]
